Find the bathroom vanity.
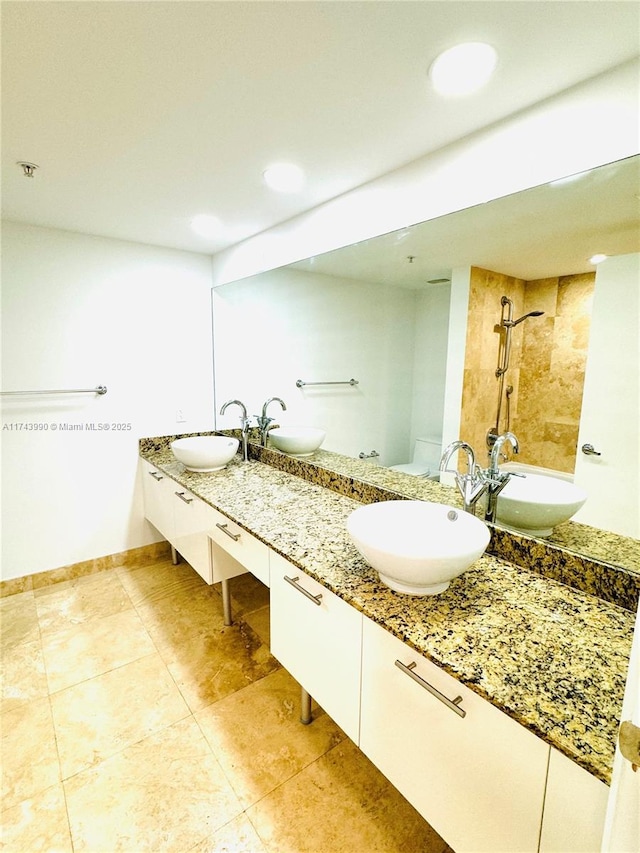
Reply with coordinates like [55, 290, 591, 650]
[139, 433, 636, 853]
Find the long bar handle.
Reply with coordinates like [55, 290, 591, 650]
[149, 471, 163, 481]
[395, 660, 466, 718]
[175, 491, 193, 504]
[216, 522, 241, 541]
[284, 575, 323, 606]
[0, 385, 107, 396]
[296, 379, 358, 388]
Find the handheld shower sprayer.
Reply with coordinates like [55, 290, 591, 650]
[488, 296, 545, 449]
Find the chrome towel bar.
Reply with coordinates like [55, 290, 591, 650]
[296, 378, 358, 388]
[0, 385, 107, 396]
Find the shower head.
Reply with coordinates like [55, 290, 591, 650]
[507, 310, 545, 327]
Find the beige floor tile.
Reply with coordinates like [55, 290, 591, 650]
[243, 603, 270, 646]
[41, 607, 156, 693]
[51, 652, 190, 778]
[1, 635, 49, 712]
[64, 717, 243, 852]
[196, 668, 345, 807]
[0, 783, 73, 853]
[246, 739, 448, 853]
[227, 573, 271, 617]
[1, 697, 60, 811]
[35, 569, 132, 635]
[117, 558, 205, 607]
[189, 813, 268, 853]
[0, 591, 40, 652]
[165, 619, 280, 712]
[135, 582, 226, 652]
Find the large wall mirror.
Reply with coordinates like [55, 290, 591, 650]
[213, 155, 639, 571]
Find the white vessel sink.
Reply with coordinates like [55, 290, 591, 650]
[347, 500, 490, 596]
[496, 472, 587, 537]
[171, 435, 239, 472]
[269, 426, 326, 456]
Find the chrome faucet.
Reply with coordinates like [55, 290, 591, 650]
[484, 431, 519, 522]
[440, 432, 521, 521]
[440, 440, 487, 516]
[219, 399, 251, 461]
[255, 397, 286, 447]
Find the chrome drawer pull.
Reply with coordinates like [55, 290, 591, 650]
[175, 491, 193, 504]
[149, 471, 163, 481]
[284, 575, 323, 606]
[216, 522, 241, 541]
[395, 660, 466, 718]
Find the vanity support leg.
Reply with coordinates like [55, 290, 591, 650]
[300, 687, 313, 725]
[171, 545, 178, 565]
[221, 578, 233, 626]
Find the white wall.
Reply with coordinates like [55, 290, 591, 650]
[573, 253, 639, 537]
[1, 222, 214, 580]
[213, 267, 448, 466]
[410, 284, 451, 451]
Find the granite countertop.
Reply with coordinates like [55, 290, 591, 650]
[139, 442, 635, 786]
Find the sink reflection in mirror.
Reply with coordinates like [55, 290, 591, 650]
[495, 463, 587, 538]
[268, 426, 326, 456]
[347, 500, 490, 596]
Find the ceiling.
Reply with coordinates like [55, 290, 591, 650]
[2, 1, 639, 256]
[290, 155, 640, 284]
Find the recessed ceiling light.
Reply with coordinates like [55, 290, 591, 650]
[191, 214, 222, 239]
[263, 162, 305, 193]
[589, 253, 608, 265]
[429, 42, 498, 97]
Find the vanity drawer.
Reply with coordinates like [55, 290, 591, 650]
[207, 506, 270, 587]
[140, 459, 175, 541]
[270, 553, 362, 743]
[360, 615, 548, 853]
[172, 486, 212, 584]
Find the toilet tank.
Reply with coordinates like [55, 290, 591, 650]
[413, 438, 442, 471]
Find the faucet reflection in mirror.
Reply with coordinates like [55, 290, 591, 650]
[440, 431, 520, 523]
[255, 396, 287, 447]
[220, 398, 251, 461]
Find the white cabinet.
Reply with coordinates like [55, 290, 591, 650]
[359, 616, 549, 853]
[269, 552, 362, 743]
[171, 486, 213, 583]
[141, 460, 175, 541]
[208, 505, 269, 587]
[539, 748, 609, 853]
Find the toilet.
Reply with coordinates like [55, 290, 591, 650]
[390, 437, 442, 479]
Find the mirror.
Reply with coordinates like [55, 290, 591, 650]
[213, 156, 639, 571]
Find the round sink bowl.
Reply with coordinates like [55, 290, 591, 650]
[171, 435, 239, 472]
[269, 426, 326, 456]
[347, 500, 490, 596]
[496, 472, 587, 537]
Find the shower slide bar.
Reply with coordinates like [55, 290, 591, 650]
[296, 378, 359, 388]
[0, 385, 108, 396]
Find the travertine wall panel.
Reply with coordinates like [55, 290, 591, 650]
[460, 267, 594, 474]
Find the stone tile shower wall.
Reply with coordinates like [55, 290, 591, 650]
[460, 267, 594, 474]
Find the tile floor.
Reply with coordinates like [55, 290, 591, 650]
[1, 557, 452, 852]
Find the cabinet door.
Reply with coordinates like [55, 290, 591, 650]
[140, 460, 175, 541]
[539, 748, 609, 852]
[207, 506, 269, 587]
[360, 616, 548, 853]
[172, 487, 212, 584]
[270, 553, 362, 742]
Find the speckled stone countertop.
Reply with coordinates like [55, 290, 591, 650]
[139, 439, 635, 785]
